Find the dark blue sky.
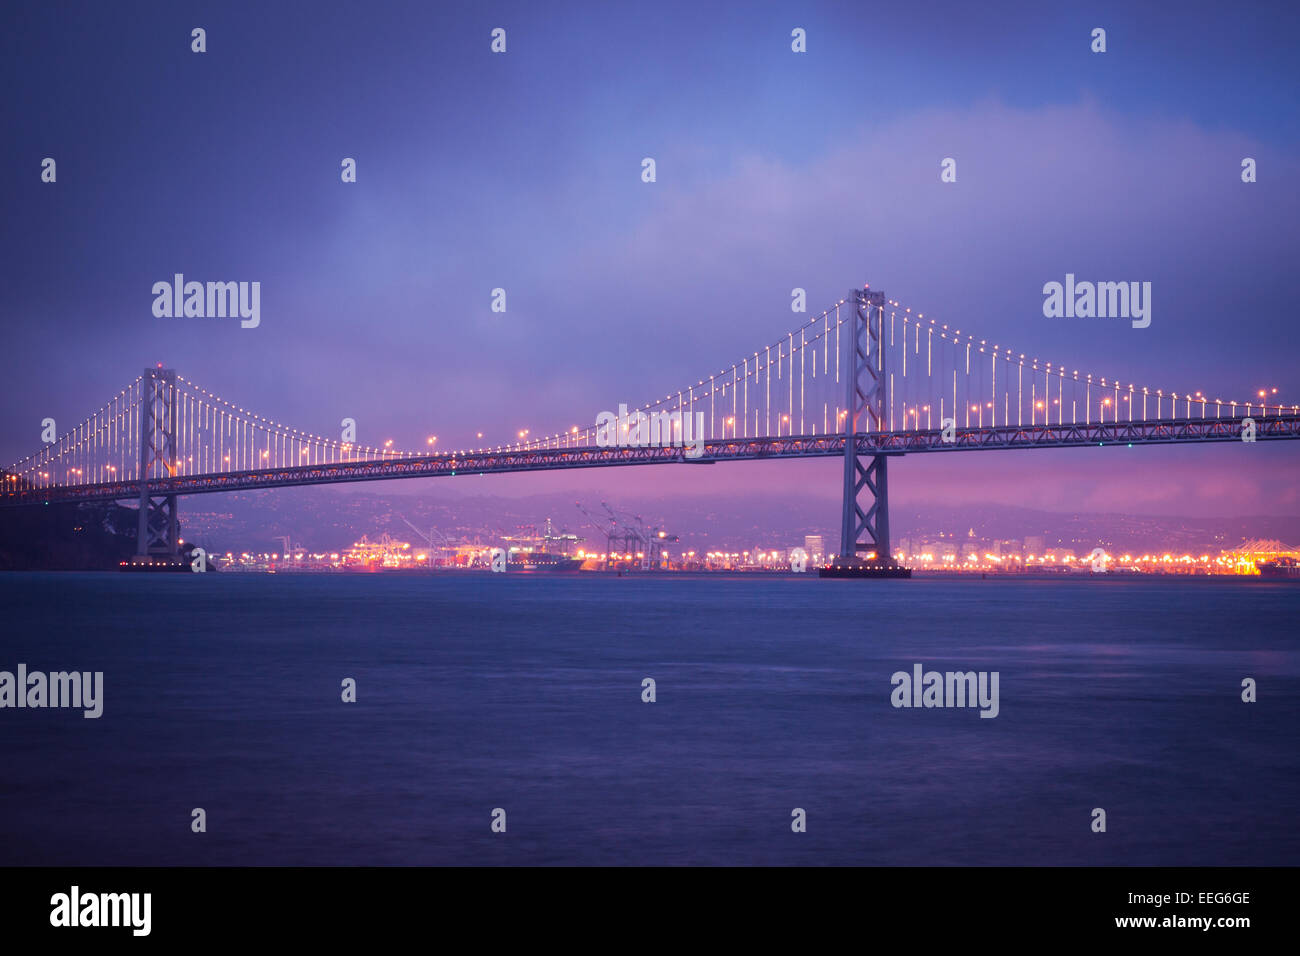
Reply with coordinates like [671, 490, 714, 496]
[3, 0, 1298, 516]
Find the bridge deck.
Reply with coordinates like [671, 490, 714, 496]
[5, 414, 1297, 506]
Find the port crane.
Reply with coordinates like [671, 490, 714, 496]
[573, 501, 677, 570]
[399, 516, 495, 566]
[399, 516, 455, 552]
[601, 503, 649, 570]
[602, 503, 678, 570]
[574, 501, 617, 569]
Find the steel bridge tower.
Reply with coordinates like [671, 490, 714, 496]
[821, 288, 911, 579]
[135, 366, 182, 561]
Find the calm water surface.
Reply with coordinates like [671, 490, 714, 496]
[1, 572, 1296, 865]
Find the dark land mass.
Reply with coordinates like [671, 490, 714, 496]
[0, 501, 142, 570]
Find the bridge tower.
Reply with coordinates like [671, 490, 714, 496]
[821, 288, 911, 579]
[135, 366, 182, 560]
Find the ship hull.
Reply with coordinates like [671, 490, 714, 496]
[508, 554, 583, 572]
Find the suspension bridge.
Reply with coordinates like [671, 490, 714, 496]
[4, 286, 1299, 575]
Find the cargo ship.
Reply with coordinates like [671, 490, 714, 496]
[1256, 557, 1300, 580]
[504, 518, 585, 573]
[508, 550, 584, 572]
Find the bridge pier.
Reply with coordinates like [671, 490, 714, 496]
[136, 492, 179, 558]
[821, 287, 911, 579]
[132, 367, 185, 565]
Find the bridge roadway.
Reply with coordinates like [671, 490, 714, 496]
[5, 414, 1299, 506]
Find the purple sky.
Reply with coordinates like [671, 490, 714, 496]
[3, 0, 1297, 518]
